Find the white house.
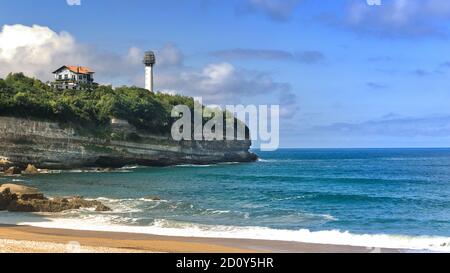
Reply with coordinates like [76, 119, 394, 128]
[52, 65, 95, 90]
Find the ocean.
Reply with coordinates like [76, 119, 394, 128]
[1, 148, 450, 251]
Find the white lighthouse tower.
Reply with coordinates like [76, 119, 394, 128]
[143, 51, 156, 92]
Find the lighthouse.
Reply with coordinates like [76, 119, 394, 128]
[143, 51, 156, 92]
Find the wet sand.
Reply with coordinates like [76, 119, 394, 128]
[0, 224, 401, 253]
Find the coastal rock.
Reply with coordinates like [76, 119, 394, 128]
[68, 197, 112, 212]
[0, 184, 111, 213]
[0, 183, 45, 200]
[95, 203, 112, 212]
[0, 116, 256, 169]
[6, 199, 36, 212]
[0, 184, 40, 194]
[52, 197, 69, 203]
[0, 184, 45, 200]
[23, 164, 39, 175]
[0, 188, 17, 210]
[4, 167, 21, 175]
[6, 196, 112, 213]
[145, 196, 162, 201]
[0, 158, 11, 168]
[0, 158, 11, 164]
[6, 198, 110, 213]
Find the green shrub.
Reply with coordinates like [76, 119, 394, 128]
[0, 73, 190, 134]
[0, 73, 249, 139]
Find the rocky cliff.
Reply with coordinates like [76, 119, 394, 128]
[0, 116, 256, 169]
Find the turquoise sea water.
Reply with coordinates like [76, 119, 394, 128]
[2, 148, 450, 251]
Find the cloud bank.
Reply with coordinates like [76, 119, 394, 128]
[315, 114, 450, 137]
[0, 24, 141, 84]
[343, 0, 450, 38]
[238, 0, 302, 21]
[0, 24, 297, 116]
[212, 48, 324, 64]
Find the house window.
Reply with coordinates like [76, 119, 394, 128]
[79, 75, 83, 80]
[65, 74, 68, 79]
[58, 75, 62, 80]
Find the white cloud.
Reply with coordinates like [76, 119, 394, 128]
[343, 0, 450, 38]
[155, 61, 299, 118]
[156, 62, 294, 105]
[315, 114, 450, 137]
[199, 62, 235, 87]
[243, 0, 302, 21]
[211, 48, 325, 64]
[157, 42, 184, 67]
[0, 24, 77, 79]
[0, 24, 298, 117]
[0, 24, 141, 84]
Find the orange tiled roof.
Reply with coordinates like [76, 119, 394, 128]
[66, 66, 94, 74]
[53, 65, 94, 75]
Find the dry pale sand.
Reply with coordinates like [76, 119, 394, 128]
[0, 239, 148, 253]
[0, 224, 400, 253]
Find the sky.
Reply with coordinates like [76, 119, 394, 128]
[1, 0, 450, 148]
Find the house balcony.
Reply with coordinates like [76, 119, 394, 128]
[54, 79, 94, 84]
[55, 79, 77, 83]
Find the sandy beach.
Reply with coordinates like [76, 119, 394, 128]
[0, 224, 401, 253]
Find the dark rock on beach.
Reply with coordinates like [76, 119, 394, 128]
[0, 183, 111, 213]
[0, 184, 45, 200]
[145, 196, 162, 201]
[23, 164, 39, 175]
[0, 188, 16, 210]
[4, 167, 21, 175]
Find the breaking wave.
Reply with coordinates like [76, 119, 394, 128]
[2, 214, 449, 252]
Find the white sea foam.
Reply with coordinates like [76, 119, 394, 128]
[1, 212, 449, 252]
[217, 162, 241, 165]
[40, 168, 133, 174]
[202, 209, 231, 215]
[119, 165, 143, 170]
[86, 197, 168, 214]
[257, 158, 274, 162]
[11, 179, 26, 182]
[93, 197, 168, 203]
[176, 164, 212, 167]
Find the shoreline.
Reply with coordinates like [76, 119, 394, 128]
[0, 224, 401, 253]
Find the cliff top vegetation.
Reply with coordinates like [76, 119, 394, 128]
[0, 73, 196, 135]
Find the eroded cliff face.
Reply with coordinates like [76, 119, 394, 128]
[0, 116, 256, 169]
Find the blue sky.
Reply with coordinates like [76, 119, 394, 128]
[1, 0, 450, 148]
